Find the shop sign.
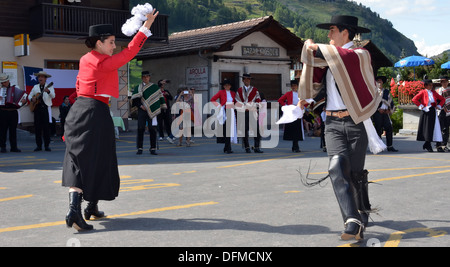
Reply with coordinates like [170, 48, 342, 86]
[242, 46, 279, 57]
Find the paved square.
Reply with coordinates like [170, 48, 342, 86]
[1, 127, 450, 247]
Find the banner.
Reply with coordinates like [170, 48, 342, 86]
[23, 66, 78, 106]
[2, 62, 18, 86]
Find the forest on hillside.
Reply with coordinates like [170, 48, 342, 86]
[130, 0, 419, 63]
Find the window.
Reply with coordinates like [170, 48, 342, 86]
[45, 60, 79, 70]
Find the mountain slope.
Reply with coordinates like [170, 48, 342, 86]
[131, 0, 418, 63]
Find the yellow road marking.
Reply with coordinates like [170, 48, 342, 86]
[0, 161, 61, 167]
[308, 165, 450, 175]
[372, 169, 450, 183]
[120, 183, 180, 192]
[284, 191, 301, 194]
[173, 170, 197, 175]
[384, 228, 447, 247]
[0, 195, 33, 202]
[0, 201, 218, 234]
[340, 227, 447, 247]
[373, 154, 450, 162]
[217, 155, 300, 169]
[121, 179, 155, 185]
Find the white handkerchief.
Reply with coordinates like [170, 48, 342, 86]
[276, 105, 304, 125]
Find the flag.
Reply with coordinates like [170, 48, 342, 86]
[23, 66, 78, 106]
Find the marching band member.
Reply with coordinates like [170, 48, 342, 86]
[62, 10, 159, 231]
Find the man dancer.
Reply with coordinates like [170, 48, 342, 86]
[373, 76, 398, 152]
[236, 74, 263, 153]
[299, 15, 383, 241]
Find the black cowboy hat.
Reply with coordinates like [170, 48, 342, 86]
[79, 24, 114, 40]
[376, 76, 387, 84]
[240, 74, 254, 79]
[423, 79, 433, 85]
[221, 79, 232, 86]
[316, 15, 371, 34]
[89, 24, 114, 37]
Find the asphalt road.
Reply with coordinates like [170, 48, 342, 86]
[1, 124, 450, 250]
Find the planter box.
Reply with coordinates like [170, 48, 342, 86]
[398, 104, 419, 135]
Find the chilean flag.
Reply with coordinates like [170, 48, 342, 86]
[23, 66, 78, 106]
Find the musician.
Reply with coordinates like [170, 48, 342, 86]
[299, 16, 383, 241]
[412, 79, 446, 152]
[373, 76, 398, 152]
[278, 80, 304, 152]
[28, 71, 55, 152]
[62, 10, 159, 232]
[236, 74, 263, 153]
[0, 73, 27, 153]
[131, 71, 166, 155]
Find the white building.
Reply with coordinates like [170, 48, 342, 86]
[136, 16, 304, 106]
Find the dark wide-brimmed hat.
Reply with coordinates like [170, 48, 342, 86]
[376, 76, 387, 84]
[221, 79, 232, 86]
[240, 74, 254, 79]
[141, 71, 152, 76]
[88, 24, 114, 37]
[423, 79, 433, 85]
[79, 24, 115, 40]
[316, 15, 371, 34]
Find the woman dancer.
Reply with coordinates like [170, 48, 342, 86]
[62, 10, 159, 231]
[211, 79, 237, 154]
[412, 79, 445, 152]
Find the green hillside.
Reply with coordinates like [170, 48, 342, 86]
[130, 0, 419, 63]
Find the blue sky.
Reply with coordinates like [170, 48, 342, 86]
[355, 0, 449, 57]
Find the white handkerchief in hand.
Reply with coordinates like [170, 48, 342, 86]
[276, 105, 304, 125]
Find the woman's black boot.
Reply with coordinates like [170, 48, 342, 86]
[66, 192, 94, 231]
[84, 200, 105, 220]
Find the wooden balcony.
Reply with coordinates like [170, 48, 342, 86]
[29, 3, 168, 44]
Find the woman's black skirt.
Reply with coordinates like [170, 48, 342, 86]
[417, 107, 437, 142]
[283, 119, 304, 141]
[62, 97, 120, 201]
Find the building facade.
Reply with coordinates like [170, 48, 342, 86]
[136, 16, 304, 110]
[0, 0, 168, 127]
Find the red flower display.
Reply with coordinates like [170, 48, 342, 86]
[391, 81, 424, 98]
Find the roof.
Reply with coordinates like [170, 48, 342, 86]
[359, 40, 393, 69]
[136, 16, 304, 60]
